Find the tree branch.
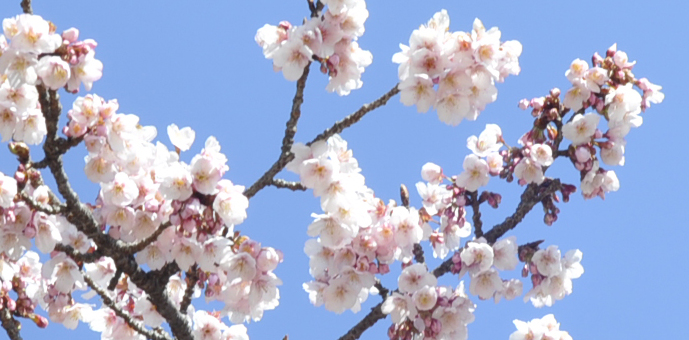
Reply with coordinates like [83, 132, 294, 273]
[340, 178, 563, 339]
[20, 0, 31, 14]
[244, 64, 311, 199]
[308, 84, 400, 146]
[37, 86, 194, 340]
[0, 300, 22, 340]
[482, 179, 561, 244]
[179, 265, 199, 315]
[245, 83, 400, 200]
[337, 303, 387, 340]
[468, 191, 483, 238]
[270, 178, 307, 191]
[83, 272, 172, 340]
[121, 222, 173, 255]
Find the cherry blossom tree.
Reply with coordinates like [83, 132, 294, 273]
[0, 0, 665, 340]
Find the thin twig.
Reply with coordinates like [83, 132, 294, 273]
[245, 84, 400, 200]
[412, 243, 425, 264]
[19, 192, 62, 215]
[468, 191, 483, 238]
[20, 0, 31, 14]
[308, 84, 400, 146]
[337, 303, 387, 340]
[179, 265, 199, 314]
[54, 244, 103, 263]
[271, 178, 307, 191]
[244, 64, 311, 199]
[121, 222, 172, 255]
[482, 179, 561, 244]
[83, 272, 172, 340]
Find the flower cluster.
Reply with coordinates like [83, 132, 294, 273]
[382, 264, 476, 340]
[447, 237, 522, 302]
[509, 314, 573, 340]
[521, 245, 583, 308]
[394, 10, 522, 126]
[255, 0, 372, 95]
[0, 15, 102, 145]
[288, 135, 396, 313]
[519, 44, 663, 199]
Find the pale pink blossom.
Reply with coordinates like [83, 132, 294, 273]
[460, 240, 494, 275]
[0, 172, 17, 208]
[469, 268, 502, 300]
[467, 124, 503, 157]
[562, 113, 600, 146]
[36, 56, 71, 90]
[398, 263, 437, 293]
[167, 124, 195, 152]
[492, 236, 518, 271]
[412, 285, 438, 311]
[529, 144, 553, 167]
[456, 154, 490, 191]
[532, 245, 562, 277]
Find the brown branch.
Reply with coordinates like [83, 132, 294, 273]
[0, 300, 22, 340]
[271, 178, 307, 191]
[37, 86, 193, 340]
[83, 272, 172, 340]
[308, 84, 400, 146]
[483, 179, 561, 244]
[121, 222, 173, 255]
[54, 244, 103, 263]
[244, 83, 400, 200]
[179, 265, 199, 314]
[307, 0, 324, 18]
[19, 192, 62, 215]
[468, 191, 483, 238]
[20, 0, 31, 14]
[337, 303, 387, 340]
[244, 64, 311, 199]
[412, 243, 425, 264]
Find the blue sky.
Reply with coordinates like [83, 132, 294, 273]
[0, 0, 686, 339]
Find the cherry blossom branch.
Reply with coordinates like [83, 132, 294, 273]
[19, 192, 63, 215]
[483, 179, 561, 244]
[271, 178, 307, 191]
[468, 191, 483, 238]
[0, 299, 22, 340]
[36, 87, 195, 340]
[244, 64, 311, 199]
[180, 265, 199, 315]
[337, 303, 387, 340]
[82, 272, 172, 340]
[54, 244, 103, 263]
[121, 222, 173, 255]
[338, 179, 563, 340]
[245, 83, 400, 200]
[20, 0, 32, 14]
[308, 84, 400, 146]
[307, 0, 324, 18]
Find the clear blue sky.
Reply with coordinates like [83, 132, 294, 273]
[0, 1, 686, 339]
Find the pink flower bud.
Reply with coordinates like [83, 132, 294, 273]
[62, 28, 79, 43]
[518, 98, 530, 110]
[256, 247, 280, 272]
